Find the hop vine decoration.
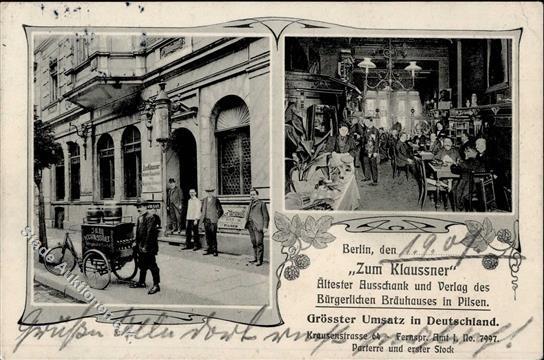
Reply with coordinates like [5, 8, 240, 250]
[273, 213, 336, 281]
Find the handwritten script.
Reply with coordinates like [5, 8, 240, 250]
[14, 304, 533, 357]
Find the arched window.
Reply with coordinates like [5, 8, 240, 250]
[55, 155, 65, 201]
[97, 134, 115, 199]
[68, 142, 80, 200]
[122, 126, 142, 198]
[214, 96, 251, 195]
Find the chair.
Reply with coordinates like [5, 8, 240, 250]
[393, 146, 411, 180]
[419, 159, 449, 210]
[468, 171, 496, 212]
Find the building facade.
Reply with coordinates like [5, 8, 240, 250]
[34, 34, 270, 255]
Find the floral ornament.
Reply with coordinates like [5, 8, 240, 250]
[497, 228, 513, 245]
[461, 218, 495, 253]
[460, 218, 522, 299]
[21, 226, 33, 239]
[273, 213, 336, 281]
[482, 253, 499, 270]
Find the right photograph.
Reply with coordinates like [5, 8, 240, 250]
[284, 37, 513, 212]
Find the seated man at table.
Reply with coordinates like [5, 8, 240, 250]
[395, 132, 416, 178]
[326, 124, 358, 159]
[433, 137, 460, 166]
[458, 132, 473, 160]
[450, 145, 485, 211]
[429, 133, 443, 155]
[475, 137, 491, 171]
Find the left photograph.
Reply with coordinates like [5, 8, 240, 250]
[32, 33, 271, 306]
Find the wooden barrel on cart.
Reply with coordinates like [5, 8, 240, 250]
[103, 203, 122, 223]
[86, 206, 103, 224]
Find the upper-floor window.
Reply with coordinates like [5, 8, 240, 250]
[75, 36, 90, 65]
[49, 60, 58, 102]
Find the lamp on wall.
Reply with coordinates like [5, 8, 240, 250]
[69, 121, 93, 159]
[141, 101, 155, 147]
[154, 82, 171, 153]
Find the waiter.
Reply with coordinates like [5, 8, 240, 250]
[244, 188, 269, 266]
[130, 199, 161, 295]
[200, 187, 223, 256]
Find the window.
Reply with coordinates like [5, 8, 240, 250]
[215, 96, 251, 195]
[97, 134, 115, 199]
[68, 142, 81, 200]
[49, 60, 58, 102]
[55, 157, 65, 201]
[122, 126, 142, 198]
[75, 36, 90, 65]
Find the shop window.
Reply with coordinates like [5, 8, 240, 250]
[68, 142, 80, 201]
[122, 126, 142, 198]
[49, 60, 58, 102]
[55, 157, 65, 201]
[215, 96, 251, 195]
[97, 134, 115, 199]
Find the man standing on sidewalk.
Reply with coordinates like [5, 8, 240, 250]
[182, 189, 201, 251]
[244, 188, 269, 266]
[130, 200, 161, 295]
[166, 178, 183, 235]
[200, 188, 223, 256]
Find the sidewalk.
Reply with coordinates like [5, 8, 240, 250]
[34, 229, 270, 306]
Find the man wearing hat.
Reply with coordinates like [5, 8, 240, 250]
[166, 178, 183, 235]
[200, 187, 224, 256]
[130, 199, 161, 294]
[244, 188, 269, 266]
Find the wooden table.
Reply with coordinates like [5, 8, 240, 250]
[417, 151, 434, 161]
[428, 163, 459, 210]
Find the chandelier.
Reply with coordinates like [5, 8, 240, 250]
[356, 39, 422, 92]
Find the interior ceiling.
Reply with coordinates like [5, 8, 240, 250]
[303, 37, 454, 47]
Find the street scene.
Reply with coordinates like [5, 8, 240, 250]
[33, 34, 271, 306]
[34, 229, 269, 305]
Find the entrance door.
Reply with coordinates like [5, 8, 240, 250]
[172, 128, 198, 229]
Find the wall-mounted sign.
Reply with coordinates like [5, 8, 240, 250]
[218, 204, 248, 231]
[146, 203, 161, 210]
[142, 162, 161, 193]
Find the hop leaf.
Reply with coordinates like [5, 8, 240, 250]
[284, 265, 300, 281]
[300, 216, 336, 249]
[290, 215, 303, 237]
[463, 219, 494, 253]
[272, 213, 298, 247]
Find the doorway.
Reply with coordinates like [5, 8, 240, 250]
[171, 128, 198, 229]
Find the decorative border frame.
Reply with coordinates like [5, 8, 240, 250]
[21, 17, 522, 329]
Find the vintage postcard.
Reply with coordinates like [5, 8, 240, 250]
[1, 2, 542, 359]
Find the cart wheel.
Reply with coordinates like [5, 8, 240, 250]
[112, 250, 138, 281]
[83, 249, 111, 290]
[44, 246, 76, 276]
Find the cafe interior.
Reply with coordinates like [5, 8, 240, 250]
[284, 37, 513, 212]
